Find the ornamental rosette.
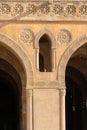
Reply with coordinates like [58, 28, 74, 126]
[79, 5, 87, 15]
[57, 29, 72, 44]
[20, 29, 34, 44]
[0, 4, 10, 14]
[26, 4, 36, 15]
[65, 5, 76, 15]
[40, 4, 50, 15]
[13, 4, 23, 15]
[53, 5, 63, 15]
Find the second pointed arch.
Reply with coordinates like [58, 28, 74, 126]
[34, 29, 56, 49]
[34, 29, 56, 72]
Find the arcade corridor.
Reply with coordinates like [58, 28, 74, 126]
[0, 70, 20, 130]
[65, 43, 87, 130]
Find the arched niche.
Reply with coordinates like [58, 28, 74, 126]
[35, 29, 56, 72]
[0, 33, 34, 130]
[39, 34, 52, 72]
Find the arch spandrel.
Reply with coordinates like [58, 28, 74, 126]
[57, 34, 87, 87]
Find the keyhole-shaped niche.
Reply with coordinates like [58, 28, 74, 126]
[35, 29, 56, 72]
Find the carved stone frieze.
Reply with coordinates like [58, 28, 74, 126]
[79, 5, 87, 15]
[65, 5, 76, 15]
[26, 3, 50, 16]
[39, 4, 50, 15]
[0, 4, 10, 14]
[26, 4, 36, 15]
[53, 5, 63, 15]
[0, 2, 87, 21]
[12, 4, 24, 15]
[19, 29, 34, 44]
[57, 29, 72, 44]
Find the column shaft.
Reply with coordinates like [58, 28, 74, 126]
[60, 89, 66, 130]
[26, 89, 33, 130]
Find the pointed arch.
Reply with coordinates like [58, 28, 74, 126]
[34, 29, 56, 49]
[57, 34, 87, 87]
[0, 33, 34, 130]
[57, 35, 87, 130]
[0, 33, 33, 87]
[35, 29, 56, 72]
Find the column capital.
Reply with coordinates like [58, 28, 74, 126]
[52, 48, 56, 51]
[26, 89, 33, 97]
[36, 48, 39, 52]
[60, 89, 66, 96]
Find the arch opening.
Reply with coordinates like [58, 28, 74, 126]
[39, 53, 44, 72]
[39, 34, 52, 72]
[0, 69, 21, 130]
[0, 33, 33, 130]
[0, 39, 30, 130]
[65, 43, 87, 130]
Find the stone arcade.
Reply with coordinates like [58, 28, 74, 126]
[0, 0, 87, 130]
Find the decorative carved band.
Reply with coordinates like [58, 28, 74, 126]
[0, 2, 87, 21]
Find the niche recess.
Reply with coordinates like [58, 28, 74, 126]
[39, 34, 52, 72]
[35, 30, 56, 72]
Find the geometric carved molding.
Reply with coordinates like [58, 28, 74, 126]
[57, 29, 72, 44]
[19, 29, 34, 44]
[0, 2, 87, 21]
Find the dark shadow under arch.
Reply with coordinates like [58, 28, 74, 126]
[0, 69, 21, 130]
[39, 53, 44, 72]
[66, 66, 87, 130]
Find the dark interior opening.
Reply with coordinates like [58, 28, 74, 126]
[65, 53, 87, 130]
[65, 67, 83, 130]
[39, 53, 44, 72]
[39, 34, 52, 72]
[0, 70, 20, 130]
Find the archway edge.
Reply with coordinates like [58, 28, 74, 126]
[0, 33, 33, 88]
[57, 34, 87, 87]
[34, 28, 56, 49]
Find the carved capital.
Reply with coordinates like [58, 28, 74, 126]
[26, 89, 33, 97]
[60, 89, 66, 96]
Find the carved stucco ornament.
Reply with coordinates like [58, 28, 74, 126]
[20, 29, 34, 44]
[39, 4, 49, 15]
[65, 5, 76, 15]
[0, 4, 10, 15]
[0, 2, 87, 20]
[26, 3, 50, 16]
[12, 4, 24, 16]
[53, 4, 63, 15]
[79, 5, 87, 15]
[57, 29, 72, 44]
[26, 4, 36, 15]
